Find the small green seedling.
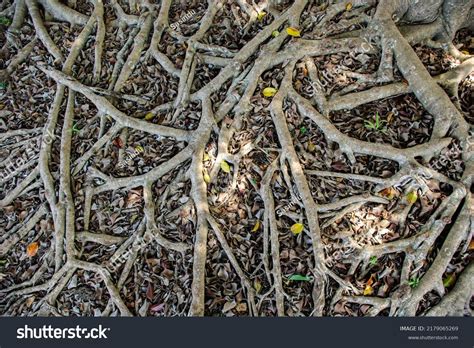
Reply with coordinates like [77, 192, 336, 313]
[364, 112, 387, 134]
[68, 123, 81, 135]
[369, 256, 378, 266]
[408, 277, 420, 288]
[300, 126, 308, 135]
[0, 17, 11, 26]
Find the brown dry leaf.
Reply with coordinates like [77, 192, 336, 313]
[235, 302, 247, 313]
[363, 274, 376, 296]
[146, 283, 154, 301]
[387, 111, 394, 124]
[25, 296, 35, 308]
[26, 242, 39, 257]
[113, 137, 124, 148]
[126, 190, 142, 207]
[380, 187, 397, 200]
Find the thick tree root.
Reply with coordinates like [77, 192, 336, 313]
[0, 0, 472, 317]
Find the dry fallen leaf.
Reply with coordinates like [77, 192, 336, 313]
[443, 273, 456, 288]
[290, 223, 304, 235]
[235, 302, 247, 313]
[113, 137, 124, 148]
[220, 161, 231, 173]
[406, 191, 418, 204]
[144, 112, 154, 121]
[203, 172, 211, 184]
[345, 2, 353, 11]
[146, 283, 154, 301]
[251, 220, 260, 232]
[380, 187, 397, 200]
[26, 242, 39, 257]
[363, 274, 376, 295]
[286, 27, 301, 37]
[262, 87, 278, 97]
[254, 279, 262, 293]
[257, 11, 266, 21]
[363, 285, 373, 296]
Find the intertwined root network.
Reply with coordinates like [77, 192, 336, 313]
[0, 0, 473, 316]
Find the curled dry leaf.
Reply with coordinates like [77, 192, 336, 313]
[251, 220, 260, 232]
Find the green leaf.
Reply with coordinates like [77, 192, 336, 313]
[289, 274, 311, 281]
[369, 256, 378, 266]
[0, 259, 7, 266]
[300, 126, 307, 135]
[0, 82, 7, 89]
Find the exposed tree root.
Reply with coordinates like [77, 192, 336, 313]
[0, 0, 472, 317]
